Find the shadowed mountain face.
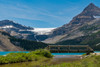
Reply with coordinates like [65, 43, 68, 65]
[44, 3, 100, 44]
[0, 30, 23, 51]
[0, 30, 48, 51]
[56, 30, 100, 51]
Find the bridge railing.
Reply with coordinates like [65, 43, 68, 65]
[46, 45, 94, 53]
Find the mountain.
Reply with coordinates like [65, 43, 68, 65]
[0, 20, 55, 41]
[0, 20, 33, 30]
[56, 30, 100, 51]
[0, 30, 23, 51]
[0, 20, 38, 41]
[0, 30, 48, 51]
[44, 3, 100, 44]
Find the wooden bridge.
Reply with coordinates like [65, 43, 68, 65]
[46, 45, 94, 53]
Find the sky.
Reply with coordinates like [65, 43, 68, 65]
[0, 0, 100, 28]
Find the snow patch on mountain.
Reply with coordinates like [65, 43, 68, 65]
[93, 16, 100, 18]
[32, 28, 56, 35]
[0, 25, 14, 29]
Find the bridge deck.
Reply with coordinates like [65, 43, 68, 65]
[46, 45, 94, 53]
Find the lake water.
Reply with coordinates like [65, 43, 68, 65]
[0, 51, 85, 55]
[94, 51, 100, 53]
[52, 53, 85, 55]
[52, 51, 100, 55]
[0, 51, 100, 56]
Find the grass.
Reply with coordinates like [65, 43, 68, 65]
[41, 55, 100, 67]
[0, 49, 53, 64]
[1, 49, 100, 67]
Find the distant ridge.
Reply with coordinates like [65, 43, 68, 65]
[0, 20, 37, 41]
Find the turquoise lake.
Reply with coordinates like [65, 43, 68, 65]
[52, 51, 100, 55]
[0, 51, 100, 55]
[52, 53, 85, 55]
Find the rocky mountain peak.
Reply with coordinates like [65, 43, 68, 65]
[82, 3, 100, 16]
[85, 3, 97, 9]
[70, 3, 100, 24]
[44, 3, 100, 44]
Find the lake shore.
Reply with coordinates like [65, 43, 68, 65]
[54, 55, 82, 58]
[0, 51, 100, 67]
[49, 55, 82, 65]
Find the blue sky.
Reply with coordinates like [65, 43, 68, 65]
[0, 0, 100, 28]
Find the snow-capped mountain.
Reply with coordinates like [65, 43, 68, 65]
[0, 20, 56, 41]
[0, 20, 36, 41]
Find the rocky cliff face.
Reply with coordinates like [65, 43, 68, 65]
[0, 30, 23, 51]
[44, 3, 100, 44]
[56, 26, 100, 50]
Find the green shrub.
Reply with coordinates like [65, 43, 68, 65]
[31, 49, 53, 58]
[0, 49, 53, 64]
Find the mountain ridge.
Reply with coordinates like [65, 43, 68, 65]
[44, 3, 100, 44]
[0, 20, 54, 41]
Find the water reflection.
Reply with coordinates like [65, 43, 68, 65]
[50, 55, 81, 64]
